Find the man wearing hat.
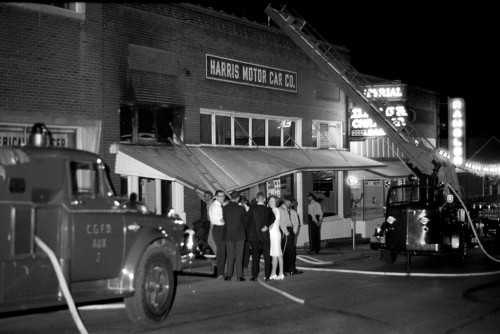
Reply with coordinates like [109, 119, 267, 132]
[279, 194, 302, 275]
[306, 192, 323, 254]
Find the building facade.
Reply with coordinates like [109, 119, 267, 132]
[1, 3, 408, 247]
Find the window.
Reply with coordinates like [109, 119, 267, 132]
[252, 119, 266, 146]
[268, 120, 281, 147]
[234, 117, 250, 146]
[201, 110, 299, 148]
[71, 162, 98, 197]
[283, 121, 295, 147]
[312, 121, 342, 149]
[120, 104, 184, 145]
[215, 115, 231, 145]
[312, 171, 338, 217]
[200, 113, 212, 144]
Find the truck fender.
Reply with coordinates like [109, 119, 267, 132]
[117, 230, 181, 292]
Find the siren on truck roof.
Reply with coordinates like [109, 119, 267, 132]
[28, 123, 52, 147]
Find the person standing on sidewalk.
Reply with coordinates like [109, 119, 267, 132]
[268, 195, 284, 280]
[246, 192, 274, 281]
[289, 198, 303, 274]
[209, 190, 227, 279]
[307, 192, 323, 254]
[222, 191, 247, 281]
[279, 194, 302, 275]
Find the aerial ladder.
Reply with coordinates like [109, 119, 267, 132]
[265, 4, 461, 196]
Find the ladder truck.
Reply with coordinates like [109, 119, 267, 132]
[265, 3, 499, 267]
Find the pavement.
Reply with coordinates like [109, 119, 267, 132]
[296, 241, 373, 264]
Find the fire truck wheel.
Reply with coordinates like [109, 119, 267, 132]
[382, 250, 397, 264]
[125, 243, 176, 328]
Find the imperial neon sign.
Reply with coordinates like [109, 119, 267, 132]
[363, 84, 407, 101]
[448, 98, 466, 166]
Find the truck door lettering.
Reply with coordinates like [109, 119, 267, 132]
[86, 224, 112, 234]
[92, 238, 107, 249]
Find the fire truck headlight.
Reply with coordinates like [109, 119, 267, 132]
[420, 217, 429, 225]
[386, 216, 396, 224]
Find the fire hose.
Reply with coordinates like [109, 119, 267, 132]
[35, 236, 89, 334]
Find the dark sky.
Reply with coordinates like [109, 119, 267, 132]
[195, 1, 497, 139]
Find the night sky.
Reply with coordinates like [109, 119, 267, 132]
[195, 1, 497, 139]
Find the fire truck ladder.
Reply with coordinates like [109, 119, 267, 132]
[169, 124, 224, 194]
[265, 4, 460, 194]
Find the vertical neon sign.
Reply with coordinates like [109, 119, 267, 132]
[448, 97, 466, 166]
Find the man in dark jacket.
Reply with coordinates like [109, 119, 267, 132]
[246, 192, 274, 281]
[222, 190, 248, 281]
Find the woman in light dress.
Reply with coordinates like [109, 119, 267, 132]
[268, 195, 284, 280]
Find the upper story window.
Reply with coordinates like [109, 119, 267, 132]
[120, 104, 184, 145]
[200, 109, 301, 148]
[312, 121, 342, 149]
[8, 2, 86, 19]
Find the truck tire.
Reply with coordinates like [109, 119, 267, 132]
[125, 242, 176, 328]
[382, 250, 397, 264]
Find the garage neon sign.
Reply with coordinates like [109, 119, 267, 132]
[448, 97, 465, 166]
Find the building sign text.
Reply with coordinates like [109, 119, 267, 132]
[206, 54, 297, 93]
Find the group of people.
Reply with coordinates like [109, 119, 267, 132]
[197, 189, 324, 282]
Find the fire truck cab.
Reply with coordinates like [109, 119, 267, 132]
[0, 133, 191, 328]
[371, 176, 471, 267]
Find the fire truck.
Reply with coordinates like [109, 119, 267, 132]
[0, 124, 211, 329]
[265, 4, 500, 267]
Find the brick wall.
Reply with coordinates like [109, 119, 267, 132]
[1, 3, 350, 225]
[0, 4, 103, 125]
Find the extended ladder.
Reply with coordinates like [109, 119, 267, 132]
[169, 125, 224, 194]
[265, 4, 460, 194]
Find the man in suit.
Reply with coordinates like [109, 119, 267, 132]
[246, 192, 274, 281]
[222, 190, 247, 281]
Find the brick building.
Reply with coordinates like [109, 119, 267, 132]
[2, 3, 442, 247]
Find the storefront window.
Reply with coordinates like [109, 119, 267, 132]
[312, 171, 338, 217]
[234, 117, 250, 146]
[266, 174, 294, 199]
[215, 115, 231, 145]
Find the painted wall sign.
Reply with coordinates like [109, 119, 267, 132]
[0, 124, 76, 148]
[206, 54, 297, 93]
